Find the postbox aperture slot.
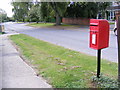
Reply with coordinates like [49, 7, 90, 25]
[90, 23, 98, 26]
[90, 25, 98, 26]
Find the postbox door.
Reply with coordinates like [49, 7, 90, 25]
[90, 31, 98, 49]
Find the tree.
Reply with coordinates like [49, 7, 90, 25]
[82, 2, 99, 18]
[49, 2, 68, 25]
[12, 2, 32, 22]
[28, 2, 52, 23]
[0, 9, 7, 22]
[28, 4, 41, 23]
[40, 2, 52, 22]
[97, 2, 111, 19]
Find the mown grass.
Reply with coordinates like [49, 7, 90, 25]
[16, 22, 24, 23]
[26, 23, 55, 27]
[10, 34, 118, 88]
[109, 22, 115, 25]
[27, 23, 79, 28]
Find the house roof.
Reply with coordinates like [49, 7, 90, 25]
[107, 5, 120, 11]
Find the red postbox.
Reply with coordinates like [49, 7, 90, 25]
[89, 19, 109, 50]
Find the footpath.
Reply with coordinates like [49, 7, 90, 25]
[0, 32, 52, 88]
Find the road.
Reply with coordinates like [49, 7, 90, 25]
[4, 22, 118, 63]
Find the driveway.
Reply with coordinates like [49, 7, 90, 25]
[4, 22, 118, 63]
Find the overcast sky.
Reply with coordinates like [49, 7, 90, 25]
[0, 0, 13, 17]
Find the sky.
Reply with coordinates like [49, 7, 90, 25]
[0, 0, 13, 17]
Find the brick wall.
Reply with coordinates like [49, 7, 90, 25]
[62, 18, 90, 25]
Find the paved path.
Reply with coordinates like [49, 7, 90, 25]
[0, 33, 52, 88]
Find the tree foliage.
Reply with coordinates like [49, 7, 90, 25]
[11, 2, 111, 25]
[28, 4, 41, 23]
[64, 2, 111, 18]
[40, 2, 52, 22]
[12, 2, 32, 22]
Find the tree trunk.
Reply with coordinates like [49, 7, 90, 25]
[56, 13, 61, 25]
[23, 18, 25, 23]
[36, 18, 39, 24]
[49, 2, 61, 26]
[36, 21, 39, 24]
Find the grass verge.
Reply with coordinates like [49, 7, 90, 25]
[10, 34, 118, 88]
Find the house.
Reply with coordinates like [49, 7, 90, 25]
[107, 2, 120, 20]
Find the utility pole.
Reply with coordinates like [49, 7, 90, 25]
[0, 11, 2, 23]
[1, 14, 2, 23]
[117, 16, 120, 82]
[107, 3, 120, 87]
[112, 4, 120, 86]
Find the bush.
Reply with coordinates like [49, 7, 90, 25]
[92, 74, 118, 88]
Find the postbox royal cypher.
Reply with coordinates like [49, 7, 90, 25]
[89, 19, 109, 50]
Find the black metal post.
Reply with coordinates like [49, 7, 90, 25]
[117, 16, 120, 82]
[97, 49, 101, 78]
